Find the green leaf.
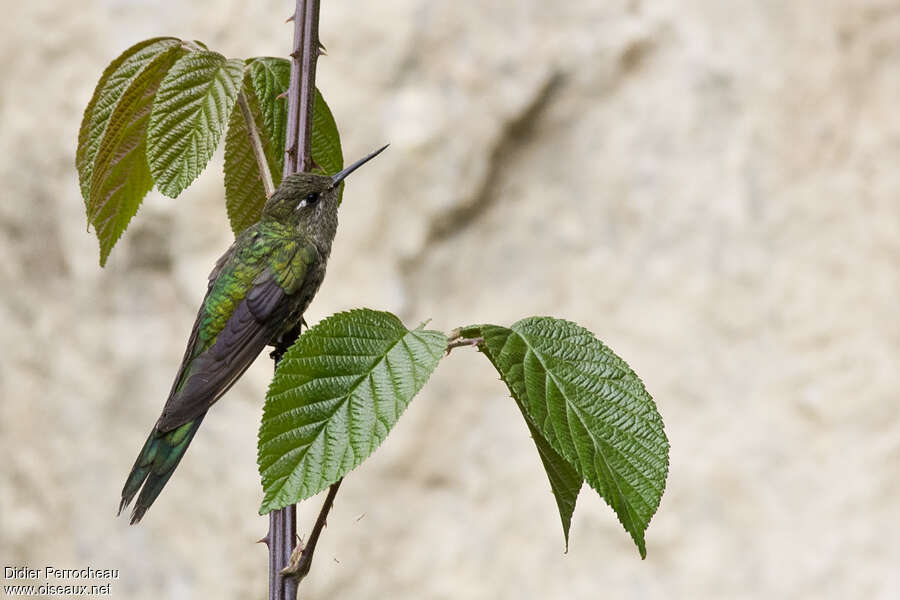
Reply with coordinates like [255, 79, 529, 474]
[222, 58, 288, 236]
[223, 89, 277, 235]
[147, 50, 245, 197]
[76, 37, 183, 205]
[223, 57, 344, 235]
[258, 309, 446, 514]
[310, 89, 343, 184]
[461, 318, 669, 558]
[81, 40, 184, 266]
[524, 417, 582, 550]
[244, 57, 344, 181]
[246, 57, 291, 177]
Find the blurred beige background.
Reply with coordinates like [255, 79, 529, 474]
[2, 0, 899, 598]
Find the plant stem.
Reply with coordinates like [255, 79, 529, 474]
[446, 336, 484, 354]
[268, 504, 298, 600]
[282, 1, 304, 176]
[237, 92, 275, 197]
[283, 0, 321, 176]
[281, 479, 343, 582]
[268, 1, 324, 599]
[296, 0, 320, 172]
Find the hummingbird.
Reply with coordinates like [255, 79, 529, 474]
[118, 145, 389, 524]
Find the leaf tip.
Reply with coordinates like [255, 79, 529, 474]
[634, 533, 647, 559]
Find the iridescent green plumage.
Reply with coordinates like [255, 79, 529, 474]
[119, 146, 387, 523]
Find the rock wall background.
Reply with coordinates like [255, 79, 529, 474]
[1, 1, 898, 598]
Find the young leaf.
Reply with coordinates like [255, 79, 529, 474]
[223, 58, 288, 235]
[147, 50, 245, 197]
[246, 57, 291, 176]
[82, 40, 184, 266]
[222, 57, 344, 236]
[258, 309, 445, 514]
[223, 89, 278, 235]
[76, 37, 183, 204]
[245, 57, 344, 181]
[461, 318, 669, 558]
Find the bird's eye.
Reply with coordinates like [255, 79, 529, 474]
[296, 192, 320, 211]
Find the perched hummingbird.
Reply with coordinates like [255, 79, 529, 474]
[119, 145, 388, 523]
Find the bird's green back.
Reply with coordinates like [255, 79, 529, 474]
[181, 221, 317, 385]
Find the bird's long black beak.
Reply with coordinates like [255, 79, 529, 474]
[330, 144, 389, 188]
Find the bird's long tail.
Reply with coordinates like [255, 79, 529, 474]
[119, 415, 206, 524]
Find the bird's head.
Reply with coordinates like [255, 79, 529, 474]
[261, 144, 389, 251]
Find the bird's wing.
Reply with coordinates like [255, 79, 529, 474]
[158, 240, 238, 404]
[155, 232, 319, 432]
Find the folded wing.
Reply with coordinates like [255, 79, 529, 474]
[155, 234, 317, 432]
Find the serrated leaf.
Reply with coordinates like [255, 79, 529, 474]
[85, 42, 183, 266]
[245, 57, 343, 181]
[223, 57, 344, 235]
[524, 417, 582, 550]
[258, 309, 445, 514]
[246, 57, 291, 176]
[310, 89, 343, 182]
[76, 37, 182, 212]
[223, 89, 278, 235]
[462, 318, 669, 558]
[147, 51, 245, 197]
[222, 58, 287, 235]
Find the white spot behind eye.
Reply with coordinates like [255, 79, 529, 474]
[295, 199, 308, 211]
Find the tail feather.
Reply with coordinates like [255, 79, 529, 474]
[119, 415, 205, 524]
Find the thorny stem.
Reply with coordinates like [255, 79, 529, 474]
[269, 1, 324, 599]
[295, 0, 321, 172]
[283, 0, 321, 176]
[268, 503, 298, 600]
[237, 93, 276, 197]
[282, 4, 303, 175]
[281, 479, 343, 582]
